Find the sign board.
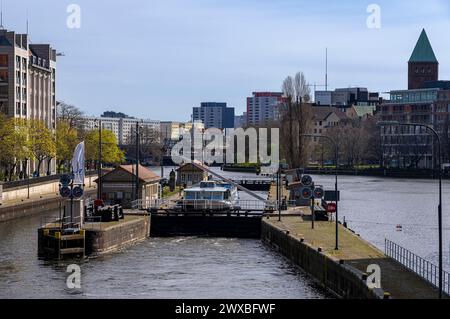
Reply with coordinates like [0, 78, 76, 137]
[60, 186, 72, 198]
[301, 187, 312, 200]
[313, 187, 324, 199]
[60, 174, 72, 186]
[324, 190, 340, 202]
[301, 175, 313, 187]
[72, 186, 84, 199]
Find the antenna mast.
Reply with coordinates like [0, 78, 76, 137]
[325, 48, 328, 92]
[0, 0, 4, 30]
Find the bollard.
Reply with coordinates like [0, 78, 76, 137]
[318, 247, 323, 253]
[300, 238, 305, 243]
[286, 231, 290, 235]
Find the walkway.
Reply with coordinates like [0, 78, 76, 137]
[267, 216, 445, 299]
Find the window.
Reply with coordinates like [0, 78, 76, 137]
[16, 56, 21, 68]
[16, 102, 21, 115]
[22, 104, 27, 116]
[0, 54, 8, 67]
[0, 70, 7, 82]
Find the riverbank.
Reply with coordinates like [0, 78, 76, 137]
[262, 216, 443, 299]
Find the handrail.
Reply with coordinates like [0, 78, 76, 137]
[385, 239, 450, 296]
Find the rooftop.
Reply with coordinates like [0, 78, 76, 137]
[409, 29, 438, 63]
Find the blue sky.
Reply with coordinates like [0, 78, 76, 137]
[4, 0, 450, 120]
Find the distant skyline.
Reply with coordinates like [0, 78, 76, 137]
[4, 0, 450, 120]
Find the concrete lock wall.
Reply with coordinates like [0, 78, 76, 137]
[85, 216, 151, 256]
[0, 189, 96, 223]
[1, 176, 97, 202]
[261, 220, 385, 299]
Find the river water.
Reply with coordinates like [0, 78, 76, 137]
[311, 174, 450, 271]
[1, 167, 449, 298]
[0, 167, 328, 299]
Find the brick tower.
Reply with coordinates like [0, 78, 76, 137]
[408, 29, 439, 90]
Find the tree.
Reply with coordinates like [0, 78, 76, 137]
[85, 129, 125, 167]
[280, 71, 313, 168]
[57, 101, 85, 129]
[123, 125, 162, 164]
[0, 116, 31, 181]
[56, 120, 79, 173]
[28, 119, 56, 177]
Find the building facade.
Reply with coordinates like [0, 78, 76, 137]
[246, 92, 285, 126]
[380, 29, 450, 169]
[82, 116, 160, 145]
[192, 102, 235, 129]
[315, 87, 381, 109]
[0, 28, 57, 176]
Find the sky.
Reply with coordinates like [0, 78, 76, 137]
[4, 0, 450, 120]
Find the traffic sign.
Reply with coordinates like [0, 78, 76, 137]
[60, 174, 72, 186]
[313, 187, 324, 199]
[72, 186, 84, 198]
[301, 175, 313, 187]
[60, 186, 71, 198]
[301, 187, 312, 200]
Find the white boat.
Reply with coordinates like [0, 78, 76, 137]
[176, 181, 239, 211]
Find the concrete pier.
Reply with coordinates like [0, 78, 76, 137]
[262, 216, 443, 299]
[85, 215, 150, 255]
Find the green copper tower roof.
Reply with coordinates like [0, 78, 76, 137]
[409, 29, 438, 63]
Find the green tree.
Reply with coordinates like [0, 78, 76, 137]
[0, 117, 31, 181]
[85, 129, 124, 167]
[56, 120, 79, 173]
[28, 119, 56, 177]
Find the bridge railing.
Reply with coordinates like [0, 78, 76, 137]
[385, 239, 450, 295]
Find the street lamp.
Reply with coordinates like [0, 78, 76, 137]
[301, 134, 339, 250]
[94, 119, 103, 200]
[378, 120, 443, 299]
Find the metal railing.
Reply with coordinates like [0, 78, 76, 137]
[385, 239, 450, 295]
[131, 198, 281, 212]
[41, 215, 83, 230]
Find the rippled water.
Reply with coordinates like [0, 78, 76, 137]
[0, 204, 328, 299]
[311, 174, 450, 271]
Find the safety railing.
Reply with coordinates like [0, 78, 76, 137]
[131, 199, 281, 212]
[385, 239, 450, 295]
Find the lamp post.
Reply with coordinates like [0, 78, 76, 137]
[95, 119, 103, 200]
[301, 134, 339, 250]
[378, 121, 443, 299]
[135, 122, 140, 201]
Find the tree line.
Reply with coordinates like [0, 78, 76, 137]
[0, 108, 125, 182]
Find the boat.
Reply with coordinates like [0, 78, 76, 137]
[176, 180, 239, 212]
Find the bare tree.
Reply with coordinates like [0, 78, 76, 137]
[56, 101, 85, 128]
[280, 71, 313, 168]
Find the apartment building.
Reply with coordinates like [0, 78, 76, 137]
[246, 92, 285, 126]
[192, 102, 234, 129]
[0, 28, 57, 175]
[82, 116, 161, 145]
